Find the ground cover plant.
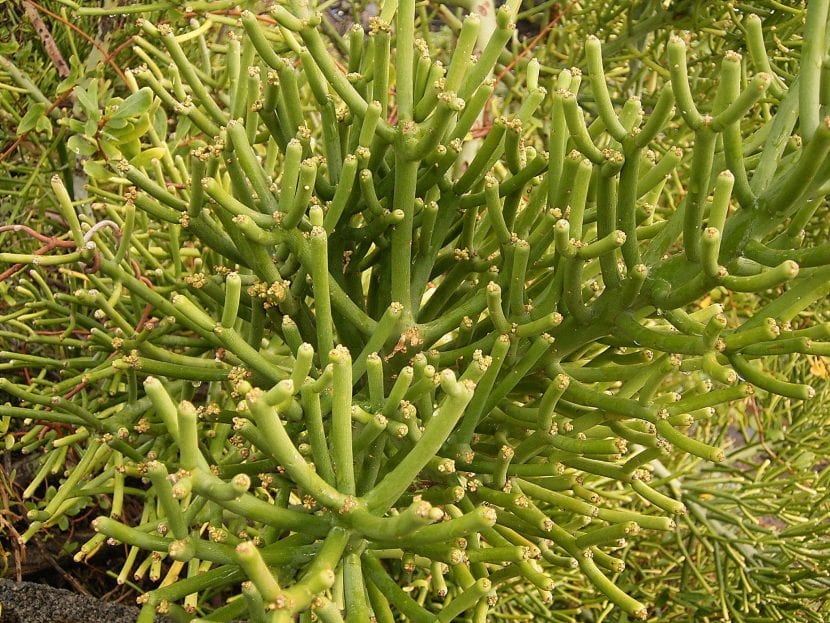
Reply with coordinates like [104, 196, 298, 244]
[1, 0, 829, 621]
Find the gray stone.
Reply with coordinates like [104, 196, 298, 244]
[0, 578, 170, 623]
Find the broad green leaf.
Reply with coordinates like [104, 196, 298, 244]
[67, 119, 85, 133]
[0, 40, 18, 55]
[56, 57, 82, 95]
[84, 117, 98, 137]
[17, 103, 47, 134]
[174, 116, 193, 142]
[83, 160, 112, 181]
[66, 134, 97, 157]
[111, 87, 153, 121]
[104, 114, 151, 143]
[75, 85, 99, 119]
[152, 106, 167, 138]
[106, 117, 129, 130]
[100, 139, 122, 160]
[35, 115, 53, 139]
[131, 147, 167, 168]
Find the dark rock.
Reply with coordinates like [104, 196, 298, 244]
[0, 578, 170, 623]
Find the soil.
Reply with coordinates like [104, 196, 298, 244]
[0, 578, 172, 623]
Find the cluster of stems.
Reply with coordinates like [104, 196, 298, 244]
[2, 0, 830, 620]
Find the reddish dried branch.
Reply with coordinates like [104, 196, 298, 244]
[0, 225, 76, 247]
[23, 1, 70, 79]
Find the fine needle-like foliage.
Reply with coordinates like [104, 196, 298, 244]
[1, 0, 829, 621]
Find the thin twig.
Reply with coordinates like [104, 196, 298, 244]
[23, 1, 70, 79]
[0, 224, 75, 247]
[0, 465, 25, 581]
[0, 90, 72, 164]
[495, 0, 579, 85]
[24, 0, 128, 84]
[0, 242, 58, 283]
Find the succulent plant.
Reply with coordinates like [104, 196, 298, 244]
[2, 1, 830, 621]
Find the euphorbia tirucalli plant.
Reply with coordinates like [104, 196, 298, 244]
[2, 0, 830, 620]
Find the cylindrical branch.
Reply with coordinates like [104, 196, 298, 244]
[272, 532, 345, 616]
[144, 461, 189, 540]
[246, 65, 265, 143]
[362, 554, 436, 623]
[616, 140, 642, 268]
[451, 333, 510, 452]
[51, 175, 85, 248]
[396, 0, 417, 122]
[729, 354, 815, 400]
[551, 364, 658, 424]
[453, 117, 509, 194]
[346, 23, 364, 73]
[282, 157, 318, 229]
[245, 387, 349, 510]
[484, 176, 512, 247]
[240, 10, 283, 70]
[575, 520, 640, 549]
[20, 4, 830, 621]
[298, 25, 395, 143]
[348, 499, 446, 543]
[719, 259, 799, 292]
[306, 226, 335, 363]
[390, 134, 420, 317]
[460, 149, 548, 210]
[585, 36, 627, 141]
[221, 271, 242, 329]
[176, 400, 204, 471]
[444, 13, 481, 94]
[351, 407, 391, 454]
[560, 90, 604, 164]
[700, 227, 725, 279]
[458, 4, 515, 101]
[235, 541, 283, 605]
[118, 162, 187, 212]
[800, 0, 830, 141]
[365, 370, 476, 512]
[226, 35, 245, 120]
[329, 345, 356, 495]
[225, 120, 278, 214]
[759, 116, 830, 216]
[595, 153, 624, 289]
[548, 431, 627, 457]
[298, 385, 336, 486]
[630, 477, 686, 515]
[409, 90, 465, 160]
[201, 177, 272, 228]
[413, 60, 445, 123]
[744, 238, 830, 269]
[546, 69, 574, 194]
[19, 438, 109, 540]
[711, 71, 771, 132]
[153, 24, 227, 126]
[653, 419, 725, 462]
[538, 517, 648, 618]
[135, 65, 220, 135]
[382, 365, 415, 419]
[682, 127, 717, 262]
[562, 253, 593, 325]
[479, 487, 552, 534]
[667, 35, 704, 130]
[358, 168, 386, 217]
[576, 229, 627, 261]
[634, 84, 675, 149]
[637, 146, 681, 198]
